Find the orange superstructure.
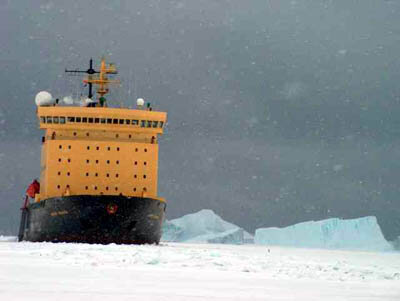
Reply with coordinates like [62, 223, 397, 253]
[37, 106, 166, 201]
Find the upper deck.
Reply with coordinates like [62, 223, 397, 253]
[37, 106, 167, 134]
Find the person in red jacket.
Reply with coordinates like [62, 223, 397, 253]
[26, 179, 40, 199]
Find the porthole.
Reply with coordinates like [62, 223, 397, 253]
[86, 133, 90, 137]
[94, 186, 97, 190]
[144, 162, 147, 166]
[116, 134, 119, 138]
[106, 173, 110, 177]
[68, 145, 71, 149]
[95, 173, 98, 177]
[58, 172, 61, 176]
[135, 148, 138, 152]
[116, 160, 119, 164]
[58, 158, 61, 162]
[144, 148, 147, 152]
[86, 159, 90, 164]
[66, 185, 70, 188]
[73, 132, 77, 136]
[116, 174, 119, 178]
[115, 187, 118, 191]
[107, 147, 111, 151]
[96, 146, 99, 151]
[106, 187, 109, 191]
[129, 135, 132, 139]
[96, 160, 99, 164]
[134, 175, 137, 179]
[143, 175, 147, 179]
[86, 172, 89, 177]
[67, 172, 70, 176]
[87, 146, 90, 150]
[68, 159, 71, 163]
[133, 188, 136, 192]
[143, 188, 147, 192]
[57, 185, 60, 189]
[134, 161, 138, 165]
[59, 145, 62, 149]
[117, 147, 120, 151]
[107, 160, 110, 164]
[85, 186, 88, 190]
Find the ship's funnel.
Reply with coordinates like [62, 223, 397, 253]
[35, 91, 55, 106]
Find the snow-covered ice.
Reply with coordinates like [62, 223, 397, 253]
[162, 209, 253, 244]
[255, 216, 392, 251]
[0, 240, 399, 300]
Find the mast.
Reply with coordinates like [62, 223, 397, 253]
[65, 58, 120, 104]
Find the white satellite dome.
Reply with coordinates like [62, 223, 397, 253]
[35, 91, 55, 106]
[137, 98, 145, 106]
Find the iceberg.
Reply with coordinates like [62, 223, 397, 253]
[161, 209, 252, 244]
[254, 216, 392, 251]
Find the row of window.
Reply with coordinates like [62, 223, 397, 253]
[41, 116, 164, 128]
[58, 145, 149, 152]
[56, 172, 148, 178]
[57, 158, 148, 165]
[56, 185, 147, 193]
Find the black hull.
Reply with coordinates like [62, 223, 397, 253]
[21, 195, 166, 244]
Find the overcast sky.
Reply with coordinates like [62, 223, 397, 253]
[1, 0, 400, 240]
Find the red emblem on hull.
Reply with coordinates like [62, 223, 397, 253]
[106, 203, 118, 215]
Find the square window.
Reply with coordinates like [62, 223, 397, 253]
[53, 117, 59, 124]
[60, 117, 66, 124]
[126, 119, 131, 125]
[40, 117, 46, 123]
[107, 118, 112, 124]
[141, 120, 146, 127]
[68, 117, 75, 122]
[82, 117, 88, 123]
[119, 119, 124, 124]
[76, 117, 81, 123]
[46, 116, 52, 123]
[113, 119, 118, 124]
[152, 121, 158, 128]
[88, 118, 94, 123]
[132, 120, 139, 126]
[159, 121, 164, 128]
[95, 118, 100, 123]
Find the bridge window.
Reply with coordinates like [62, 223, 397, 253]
[159, 121, 164, 128]
[119, 119, 124, 124]
[40, 117, 45, 123]
[152, 121, 158, 128]
[95, 118, 100, 123]
[101, 118, 106, 124]
[68, 117, 75, 122]
[88, 118, 93, 123]
[53, 117, 59, 124]
[60, 117, 66, 124]
[141, 120, 146, 127]
[46, 116, 52, 123]
[113, 119, 118, 124]
[132, 120, 139, 126]
[126, 119, 131, 125]
[76, 117, 81, 123]
[82, 117, 87, 123]
[147, 121, 152, 128]
[107, 118, 112, 124]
